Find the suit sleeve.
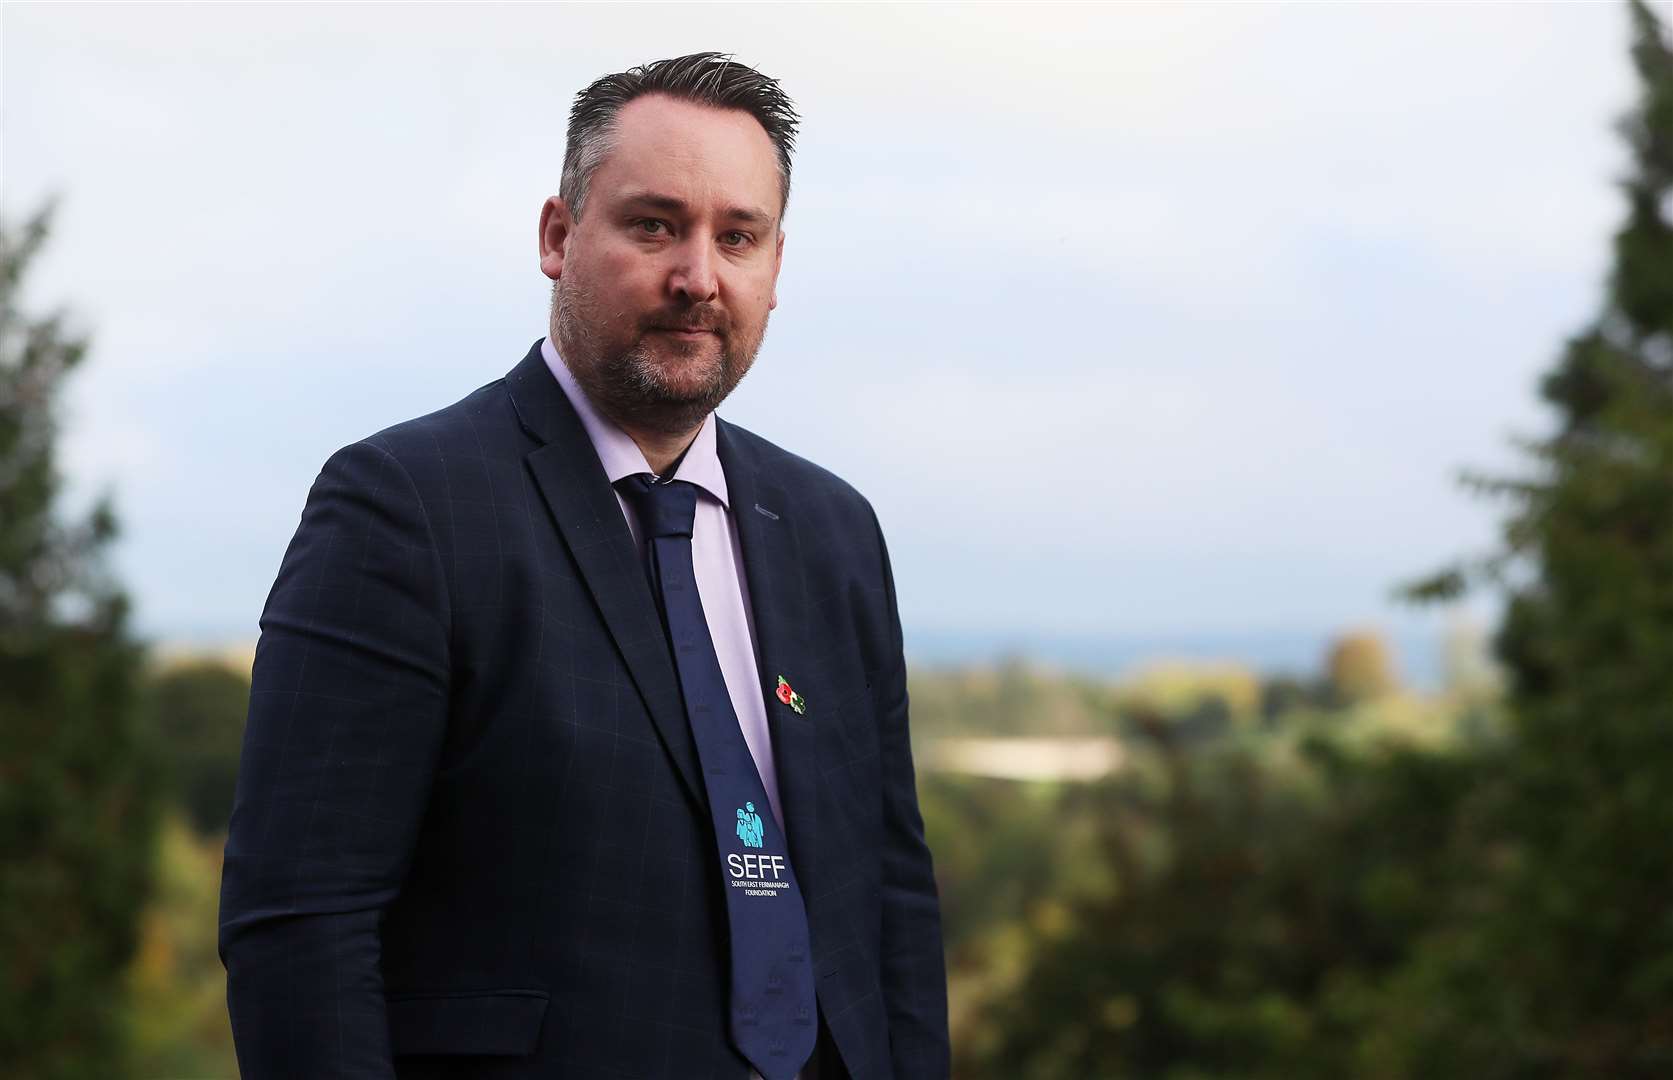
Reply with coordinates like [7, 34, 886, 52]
[867, 506, 952, 1078]
[218, 439, 451, 1080]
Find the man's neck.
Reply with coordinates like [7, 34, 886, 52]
[628, 423, 700, 479]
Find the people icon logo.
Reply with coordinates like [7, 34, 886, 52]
[736, 802, 765, 849]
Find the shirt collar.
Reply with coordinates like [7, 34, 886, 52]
[540, 335, 730, 511]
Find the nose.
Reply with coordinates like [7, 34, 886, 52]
[667, 236, 718, 305]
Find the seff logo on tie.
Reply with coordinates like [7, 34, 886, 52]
[736, 801, 765, 848]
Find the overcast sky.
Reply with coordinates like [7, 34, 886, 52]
[2, 2, 1646, 675]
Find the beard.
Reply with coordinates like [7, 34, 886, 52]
[551, 275, 768, 438]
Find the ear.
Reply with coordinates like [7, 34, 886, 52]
[768, 228, 785, 311]
[538, 195, 575, 281]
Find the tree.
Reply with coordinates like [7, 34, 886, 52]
[1324, 629, 1399, 706]
[0, 200, 163, 1078]
[1398, 1, 1673, 1071]
[143, 658, 250, 836]
[956, 712, 1486, 1079]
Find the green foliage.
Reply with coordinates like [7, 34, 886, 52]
[142, 660, 249, 835]
[941, 699, 1501, 1080]
[116, 661, 247, 1078]
[0, 200, 164, 1079]
[124, 813, 239, 1080]
[1391, 2, 1673, 1073]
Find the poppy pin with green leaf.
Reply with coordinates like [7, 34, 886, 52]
[775, 674, 806, 715]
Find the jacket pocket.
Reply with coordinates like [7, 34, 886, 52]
[386, 988, 550, 1057]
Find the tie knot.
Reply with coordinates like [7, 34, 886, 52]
[615, 473, 698, 539]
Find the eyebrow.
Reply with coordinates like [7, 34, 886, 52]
[616, 190, 774, 229]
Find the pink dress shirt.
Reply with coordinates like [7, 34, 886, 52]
[539, 337, 789, 838]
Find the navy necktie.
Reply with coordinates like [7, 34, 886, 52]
[614, 473, 817, 1080]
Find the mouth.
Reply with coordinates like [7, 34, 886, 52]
[653, 327, 717, 339]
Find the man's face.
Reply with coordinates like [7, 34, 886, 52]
[540, 94, 786, 437]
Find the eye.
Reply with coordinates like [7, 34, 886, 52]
[721, 231, 753, 248]
[635, 218, 670, 237]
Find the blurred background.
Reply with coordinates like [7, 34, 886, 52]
[5, 1, 1672, 1076]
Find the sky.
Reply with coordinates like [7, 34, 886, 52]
[1, 2, 1650, 683]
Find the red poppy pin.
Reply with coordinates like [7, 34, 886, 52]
[775, 674, 806, 715]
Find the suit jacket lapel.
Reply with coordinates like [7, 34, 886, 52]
[506, 341, 707, 814]
[717, 418, 825, 899]
[506, 340, 825, 894]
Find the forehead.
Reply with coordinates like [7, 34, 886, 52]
[591, 94, 782, 218]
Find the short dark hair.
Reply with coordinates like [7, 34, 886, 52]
[560, 52, 800, 222]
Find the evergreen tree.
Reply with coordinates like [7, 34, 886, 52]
[0, 200, 163, 1078]
[1400, 1, 1673, 1071]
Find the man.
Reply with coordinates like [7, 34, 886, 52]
[218, 52, 949, 1080]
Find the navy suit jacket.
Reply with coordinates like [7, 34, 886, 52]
[218, 341, 950, 1079]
